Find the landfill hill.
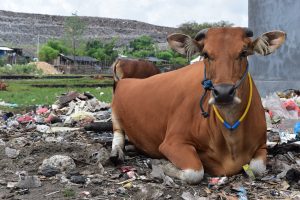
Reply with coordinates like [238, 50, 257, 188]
[0, 10, 177, 55]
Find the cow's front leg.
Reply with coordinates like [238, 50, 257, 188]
[249, 145, 267, 176]
[159, 141, 203, 184]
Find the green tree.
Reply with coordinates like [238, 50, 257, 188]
[156, 50, 173, 61]
[178, 20, 233, 38]
[64, 13, 86, 63]
[124, 35, 156, 58]
[38, 39, 70, 62]
[129, 35, 155, 51]
[85, 39, 118, 64]
[46, 39, 70, 54]
[39, 46, 59, 62]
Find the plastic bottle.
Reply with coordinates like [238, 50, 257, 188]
[294, 122, 300, 137]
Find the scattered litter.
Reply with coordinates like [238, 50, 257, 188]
[294, 122, 300, 136]
[0, 101, 18, 108]
[36, 107, 49, 115]
[279, 131, 296, 143]
[243, 164, 256, 180]
[1, 89, 300, 199]
[232, 186, 248, 200]
[208, 177, 228, 187]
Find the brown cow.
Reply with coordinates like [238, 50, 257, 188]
[110, 27, 286, 184]
[112, 58, 160, 91]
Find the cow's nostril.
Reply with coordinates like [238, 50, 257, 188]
[213, 90, 219, 96]
[229, 88, 235, 96]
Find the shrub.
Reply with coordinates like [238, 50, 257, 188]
[0, 64, 43, 75]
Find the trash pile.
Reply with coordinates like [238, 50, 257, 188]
[263, 89, 300, 123]
[262, 90, 300, 146]
[1, 91, 111, 134]
[0, 90, 300, 199]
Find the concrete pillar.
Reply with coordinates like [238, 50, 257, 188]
[248, 0, 300, 96]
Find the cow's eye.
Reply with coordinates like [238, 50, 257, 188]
[239, 50, 248, 58]
[202, 52, 210, 59]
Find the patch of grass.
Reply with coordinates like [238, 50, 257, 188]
[0, 77, 113, 111]
[0, 64, 43, 75]
[62, 188, 76, 197]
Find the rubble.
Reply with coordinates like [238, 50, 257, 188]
[1, 90, 300, 199]
[38, 155, 76, 173]
[5, 147, 20, 158]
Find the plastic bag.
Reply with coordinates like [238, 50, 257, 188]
[262, 93, 298, 120]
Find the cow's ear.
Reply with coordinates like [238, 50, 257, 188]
[167, 33, 203, 59]
[252, 31, 286, 56]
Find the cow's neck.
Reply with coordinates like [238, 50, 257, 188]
[215, 78, 250, 126]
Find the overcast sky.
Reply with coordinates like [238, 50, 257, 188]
[0, 0, 248, 28]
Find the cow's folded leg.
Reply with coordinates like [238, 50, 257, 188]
[249, 145, 267, 176]
[159, 142, 204, 184]
[110, 111, 125, 164]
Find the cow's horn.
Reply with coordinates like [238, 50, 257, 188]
[243, 28, 253, 37]
[195, 28, 209, 41]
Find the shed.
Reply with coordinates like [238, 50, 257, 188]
[54, 53, 99, 66]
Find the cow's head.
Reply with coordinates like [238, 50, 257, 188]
[167, 27, 286, 106]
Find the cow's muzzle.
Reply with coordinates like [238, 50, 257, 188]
[212, 84, 236, 105]
[200, 62, 249, 117]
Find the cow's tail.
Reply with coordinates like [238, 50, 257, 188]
[112, 58, 121, 93]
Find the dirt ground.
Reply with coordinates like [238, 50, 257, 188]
[0, 126, 300, 200]
[0, 91, 299, 199]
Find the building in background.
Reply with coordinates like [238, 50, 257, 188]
[248, 0, 300, 96]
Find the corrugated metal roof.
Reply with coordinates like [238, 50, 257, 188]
[0, 47, 13, 51]
[59, 53, 98, 62]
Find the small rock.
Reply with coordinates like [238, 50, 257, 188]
[136, 184, 164, 199]
[39, 155, 76, 173]
[36, 125, 50, 133]
[66, 170, 80, 179]
[16, 188, 30, 195]
[70, 175, 86, 184]
[181, 191, 207, 200]
[0, 179, 6, 186]
[40, 165, 60, 177]
[91, 178, 103, 185]
[22, 157, 36, 165]
[95, 147, 110, 165]
[163, 175, 178, 188]
[150, 164, 165, 180]
[45, 136, 63, 143]
[0, 139, 6, 146]
[5, 147, 20, 158]
[16, 173, 42, 188]
[10, 137, 30, 148]
[116, 187, 126, 194]
[286, 168, 300, 183]
[7, 182, 18, 188]
[81, 170, 92, 176]
[56, 174, 69, 184]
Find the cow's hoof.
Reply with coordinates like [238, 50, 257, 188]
[249, 159, 266, 176]
[110, 146, 124, 164]
[180, 169, 204, 184]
